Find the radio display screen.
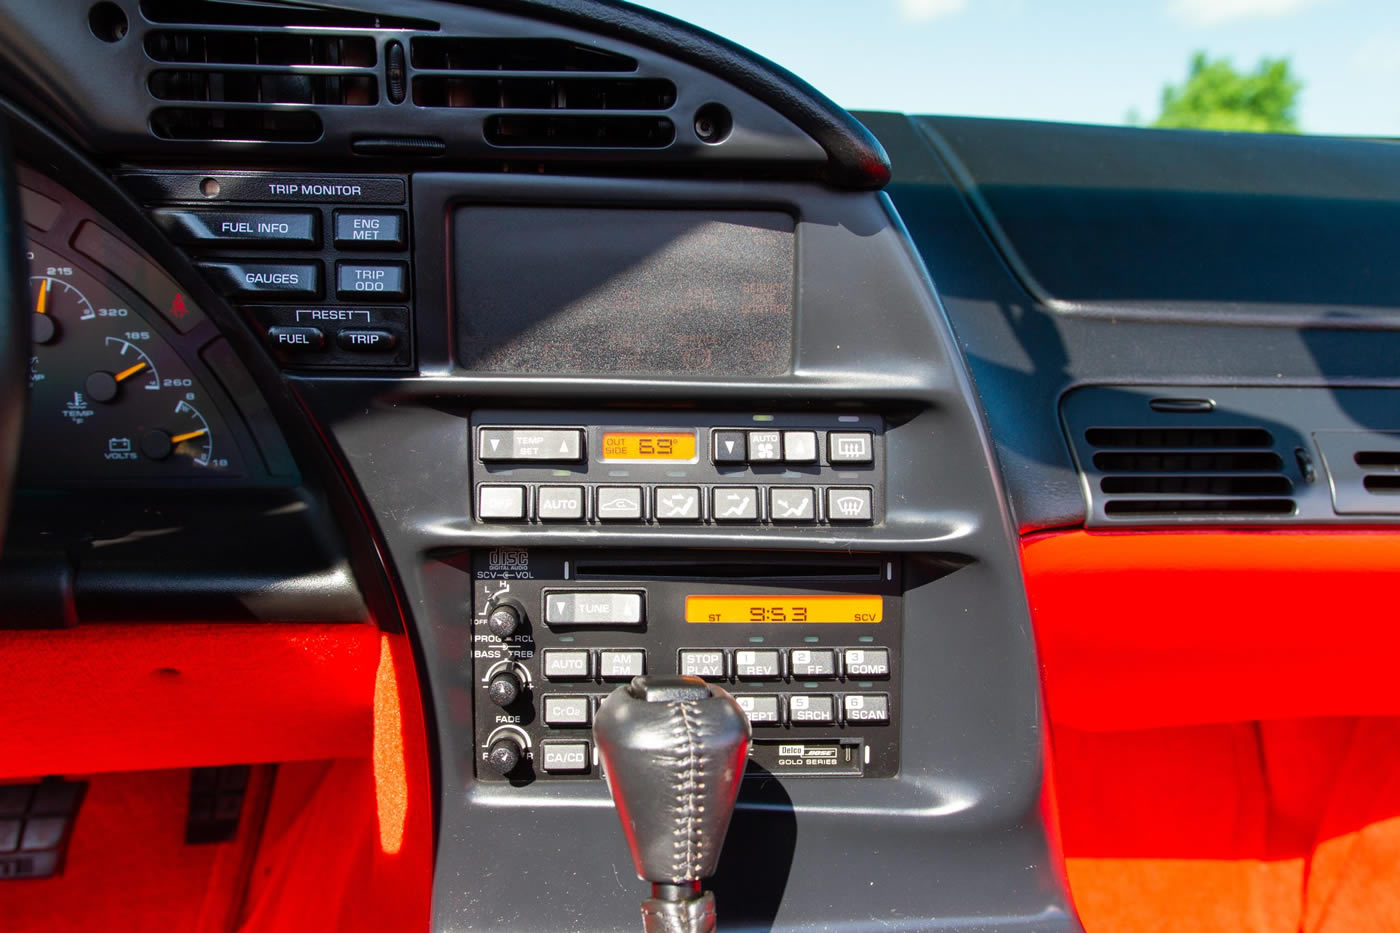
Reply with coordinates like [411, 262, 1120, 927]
[601, 431, 697, 461]
[685, 595, 883, 624]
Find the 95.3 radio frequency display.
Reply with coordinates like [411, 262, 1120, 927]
[685, 595, 883, 623]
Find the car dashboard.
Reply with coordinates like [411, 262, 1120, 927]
[2, 2, 1400, 933]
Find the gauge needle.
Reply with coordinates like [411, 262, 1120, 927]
[36, 278, 49, 314]
[169, 428, 207, 444]
[113, 361, 148, 382]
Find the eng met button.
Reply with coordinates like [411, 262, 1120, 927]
[544, 592, 644, 626]
[333, 210, 406, 249]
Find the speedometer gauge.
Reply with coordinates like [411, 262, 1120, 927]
[19, 242, 247, 483]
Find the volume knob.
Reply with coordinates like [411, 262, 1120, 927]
[486, 736, 523, 775]
[488, 669, 524, 707]
[487, 604, 521, 638]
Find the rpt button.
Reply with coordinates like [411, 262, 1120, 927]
[735, 695, 781, 725]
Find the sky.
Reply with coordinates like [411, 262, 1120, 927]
[630, 0, 1400, 135]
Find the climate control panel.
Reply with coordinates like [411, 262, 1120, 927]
[467, 548, 902, 783]
[470, 411, 884, 526]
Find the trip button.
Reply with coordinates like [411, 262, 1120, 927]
[733, 649, 782, 680]
[335, 329, 398, 352]
[150, 208, 319, 247]
[198, 260, 320, 299]
[540, 741, 591, 774]
[265, 326, 325, 351]
[678, 649, 727, 681]
[787, 694, 836, 725]
[735, 695, 781, 725]
[789, 648, 837, 679]
[336, 261, 408, 300]
[333, 210, 406, 249]
[842, 694, 890, 724]
[843, 648, 890, 678]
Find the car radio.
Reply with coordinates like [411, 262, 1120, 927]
[466, 548, 902, 783]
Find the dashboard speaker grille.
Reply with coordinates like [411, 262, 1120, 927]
[1086, 426, 1296, 518]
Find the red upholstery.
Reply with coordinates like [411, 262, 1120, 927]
[1026, 530, 1400, 933]
[0, 626, 433, 932]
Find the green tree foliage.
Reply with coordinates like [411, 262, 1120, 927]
[1153, 52, 1302, 133]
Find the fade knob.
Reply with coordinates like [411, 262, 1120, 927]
[486, 736, 523, 775]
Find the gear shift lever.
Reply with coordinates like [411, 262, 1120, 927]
[594, 676, 751, 933]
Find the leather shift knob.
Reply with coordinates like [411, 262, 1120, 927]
[595, 676, 751, 885]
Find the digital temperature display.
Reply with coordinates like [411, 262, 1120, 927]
[685, 595, 883, 624]
[601, 432, 697, 461]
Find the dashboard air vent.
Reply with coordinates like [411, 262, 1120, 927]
[1314, 431, 1400, 515]
[410, 36, 676, 148]
[1085, 426, 1296, 517]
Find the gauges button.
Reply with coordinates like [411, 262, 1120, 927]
[149, 208, 319, 247]
[197, 261, 320, 299]
[336, 261, 408, 301]
[335, 329, 398, 352]
[266, 327, 326, 351]
[333, 210, 407, 249]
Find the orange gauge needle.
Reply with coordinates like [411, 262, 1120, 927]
[36, 279, 49, 315]
[169, 428, 208, 444]
[113, 361, 148, 382]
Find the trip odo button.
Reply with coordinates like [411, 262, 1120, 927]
[336, 261, 408, 301]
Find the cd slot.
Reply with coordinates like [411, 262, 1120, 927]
[572, 558, 884, 582]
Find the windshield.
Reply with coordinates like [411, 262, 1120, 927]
[635, 0, 1396, 136]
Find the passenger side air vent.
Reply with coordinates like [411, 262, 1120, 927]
[411, 37, 676, 148]
[1313, 431, 1400, 515]
[1084, 426, 1296, 517]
